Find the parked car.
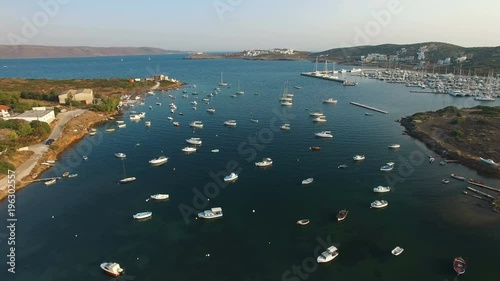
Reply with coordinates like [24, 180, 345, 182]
[45, 139, 55, 145]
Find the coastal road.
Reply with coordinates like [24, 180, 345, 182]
[151, 81, 160, 90]
[0, 109, 87, 191]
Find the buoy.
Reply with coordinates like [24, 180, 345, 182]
[207, 198, 210, 201]
[173, 168, 176, 171]
[252, 210, 255, 213]
[52, 216, 54, 219]
[75, 234, 78, 237]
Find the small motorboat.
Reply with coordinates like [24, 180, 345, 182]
[365, 112, 373, 116]
[296, 219, 310, 225]
[189, 121, 204, 129]
[370, 200, 388, 209]
[453, 257, 467, 275]
[315, 131, 333, 138]
[62, 171, 69, 177]
[186, 137, 202, 145]
[353, 155, 365, 161]
[323, 98, 337, 104]
[224, 120, 237, 126]
[150, 194, 169, 200]
[380, 162, 395, 171]
[82, 155, 88, 161]
[309, 111, 323, 117]
[338, 164, 348, 169]
[442, 179, 450, 184]
[198, 207, 223, 219]
[149, 156, 169, 166]
[391, 246, 404, 256]
[373, 186, 391, 193]
[313, 115, 327, 122]
[119, 177, 136, 184]
[207, 107, 216, 113]
[118, 124, 126, 128]
[68, 174, 78, 178]
[115, 152, 126, 158]
[182, 147, 197, 153]
[211, 149, 220, 153]
[173, 122, 180, 127]
[451, 173, 465, 181]
[224, 172, 238, 182]
[302, 178, 314, 185]
[309, 147, 321, 151]
[133, 211, 152, 220]
[336, 209, 348, 221]
[429, 157, 435, 163]
[317, 246, 339, 263]
[480, 157, 497, 165]
[145, 121, 151, 127]
[167, 117, 173, 121]
[255, 158, 273, 167]
[388, 144, 400, 149]
[106, 128, 115, 132]
[280, 124, 291, 130]
[250, 119, 259, 123]
[100, 262, 124, 277]
[44, 179, 56, 186]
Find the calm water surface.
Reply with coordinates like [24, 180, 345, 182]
[1, 55, 500, 281]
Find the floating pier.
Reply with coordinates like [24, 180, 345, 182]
[467, 180, 500, 193]
[465, 186, 495, 200]
[349, 102, 389, 114]
[300, 72, 346, 83]
[462, 190, 491, 201]
[25, 177, 62, 183]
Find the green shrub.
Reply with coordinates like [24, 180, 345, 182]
[0, 161, 15, 175]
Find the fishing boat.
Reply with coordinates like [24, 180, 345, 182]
[373, 186, 391, 193]
[315, 131, 333, 138]
[149, 156, 168, 166]
[451, 173, 465, 181]
[115, 152, 126, 158]
[388, 144, 401, 149]
[370, 200, 388, 208]
[224, 120, 237, 126]
[255, 158, 273, 167]
[150, 194, 169, 200]
[100, 262, 124, 277]
[186, 137, 202, 145]
[317, 246, 339, 263]
[224, 172, 238, 182]
[453, 257, 467, 275]
[280, 124, 291, 130]
[323, 98, 337, 104]
[380, 162, 395, 171]
[302, 178, 314, 185]
[336, 209, 348, 221]
[44, 179, 56, 186]
[480, 157, 497, 165]
[198, 207, 223, 219]
[296, 219, 310, 225]
[391, 246, 404, 256]
[309, 146, 321, 151]
[132, 212, 152, 220]
[353, 155, 365, 161]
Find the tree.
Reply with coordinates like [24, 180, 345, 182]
[17, 122, 32, 137]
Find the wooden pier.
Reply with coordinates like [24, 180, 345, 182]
[349, 102, 389, 114]
[465, 187, 495, 200]
[467, 180, 500, 193]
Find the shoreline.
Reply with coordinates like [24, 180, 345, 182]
[0, 82, 183, 202]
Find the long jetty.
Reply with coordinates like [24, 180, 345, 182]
[300, 72, 346, 83]
[466, 186, 495, 200]
[349, 102, 389, 114]
[467, 180, 500, 193]
[24, 177, 62, 183]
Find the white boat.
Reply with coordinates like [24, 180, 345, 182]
[150, 194, 169, 200]
[313, 115, 327, 122]
[218, 72, 228, 86]
[224, 120, 237, 126]
[198, 207, 223, 219]
[100, 262, 124, 277]
[115, 152, 126, 158]
[380, 162, 395, 171]
[68, 174, 78, 178]
[211, 149, 220, 153]
[391, 246, 404, 256]
[373, 186, 391, 193]
[370, 200, 388, 208]
[323, 98, 338, 104]
[149, 156, 168, 165]
[156, 102, 161, 106]
[129, 114, 141, 120]
[480, 157, 497, 165]
[224, 172, 238, 182]
[353, 155, 365, 161]
[186, 137, 202, 145]
[89, 131, 97, 136]
[44, 179, 56, 186]
[167, 117, 173, 121]
[115, 121, 124, 124]
[280, 101, 293, 106]
[207, 108, 216, 113]
[173, 122, 180, 127]
[82, 155, 88, 160]
[118, 124, 126, 128]
[302, 178, 314, 185]
[280, 124, 291, 130]
[388, 144, 400, 149]
[315, 131, 333, 138]
[250, 119, 259, 123]
[474, 96, 496, 101]
[133, 211, 152, 220]
[145, 121, 151, 127]
[139, 112, 146, 118]
[189, 121, 204, 129]
[296, 219, 310, 225]
[317, 246, 339, 263]
[309, 111, 324, 116]
[255, 158, 273, 167]
[119, 177, 136, 184]
[235, 81, 244, 95]
[182, 147, 197, 152]
[429, 157, 435, 163]
[191, 100, 197, 105]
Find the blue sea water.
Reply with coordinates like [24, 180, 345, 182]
[1, 54, 500, 281]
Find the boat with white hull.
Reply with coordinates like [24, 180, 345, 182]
[224, 172, 238, 182]
[186, 138, 202, 145]
[198, 207, 223, 219]
[317, 246, 339, 263]
[370, 200, 388, 208]
[224, 120, 237, 126]
[150, 194, 169, 200]
[255, 158, 273, 167]
[149, 156, 168, 165]
[315, 131, 333, 138]
[100, 262, 124, 277]
[133, 212, 152, 220]
[373, 186, 391, 193]
[190, 121, 204, 129]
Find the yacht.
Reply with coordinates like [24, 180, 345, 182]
[474, 95, 495, 101]
[150, 194, 169, 200]
[115, 152, 126, 158]
[317, 246, 339, 263]
[323, 98, 338, 104]
[189, 121, 204, 129]
[280, 124, 291, 130]
[480, 157, 497, 165]
[149, 156, 169, 166]
[132, 211, 152, 220]
[182, 147, 197, 152]
[336, 209, 349, 221]
[309, 111, 324, 117]
[280, 100, 293, 106]
[224, 172, 238, 182]
[313, 115, 327, 122]
[255, 158, 273, 167]
[370, 200, 388, 208]
[373, 186, 391, 193]
[380, 162, 395, 171]
[391, 246, 404, 256]
[207, 107, 216, 113]
[302, 178, 314, 185]
[388, 144, 400, 149]
[315, 131, 333, 138]
[224, 120, 237, 126]
[218, 72, 228, 86]
[119, 177, 136, 184]
[296, 219, 310, 225]
[198, 207, 223, 219]
[100, 262, 124, 277]
[186, 137, 202, 145]
[145, 121, 151, 127]
[353, 155, 365, 161]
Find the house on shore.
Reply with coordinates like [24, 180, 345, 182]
[4, 107, 55, 124]
[0, 105, 10, 118]
[58, 89, 94, 105]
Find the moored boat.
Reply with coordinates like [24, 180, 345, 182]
[315, 131, 333, 138]
[370, 200, 388, 208]
[373, 186, 391, 193]
[450, 173, 465, 181]
[380, 162, 395, 171]
[442, 179, 450, 184]
[189, 121, 204, 129]
[323, 98, 338, 104]
[149, 156, 168, 165]
[480, 157, 497, 165]
[150, 194, 169, 200]
[296, 219, 310, 225]
[224, 172, 238, 182]
[391, 246, 404, 256]
[309, 146, 321, 151]
[338, 164, 348, 169]
[453, 257, 467, 275]
[198, 207, 223, 219]
[353, 155, 365, 161]
[336, 209, 348, 221]
[68, 174, 78, 178]
[388, 144, 400, 149]
[317, 246, 339, 263]
[302, 178, 314, 185]
[255, 158, 273, 167]
[182, 147, 197, 153]
[44, 179, 56, 186]
[280, 124, 291, 130]
[115, 152, 126, 158]
[186, 137, 202, 145]
[62, 171, 69, 177]
[224, 120, 237, 126]
[133, 211, 152, 220]
[100, 262, 124, 277]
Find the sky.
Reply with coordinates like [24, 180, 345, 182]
[0, 0, 499, 52]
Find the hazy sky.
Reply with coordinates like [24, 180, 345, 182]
[1, 0, 499, 52]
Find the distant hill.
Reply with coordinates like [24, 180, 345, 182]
[313, 42, 500, 74]
[185, 49, 311, 61]
[0, 45, 185, 59]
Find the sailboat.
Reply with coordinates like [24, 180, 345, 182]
[119, 159, 136, 184]
[218, 72, 228, 86]
[236, 81, 244, 95]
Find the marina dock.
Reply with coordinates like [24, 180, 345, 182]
[349, 102, 389, 114]
[25, 177, 62, 183]
[465, 186, 495, 200]
[467, 180, 500, 193]
[300, 72, 346, 83]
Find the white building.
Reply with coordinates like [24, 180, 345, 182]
[456, 56, 467, 63]
[7, 107, 55, 124]
[0, 105, 10, 118]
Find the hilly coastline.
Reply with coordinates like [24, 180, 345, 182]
[0, 45, 185, 59]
